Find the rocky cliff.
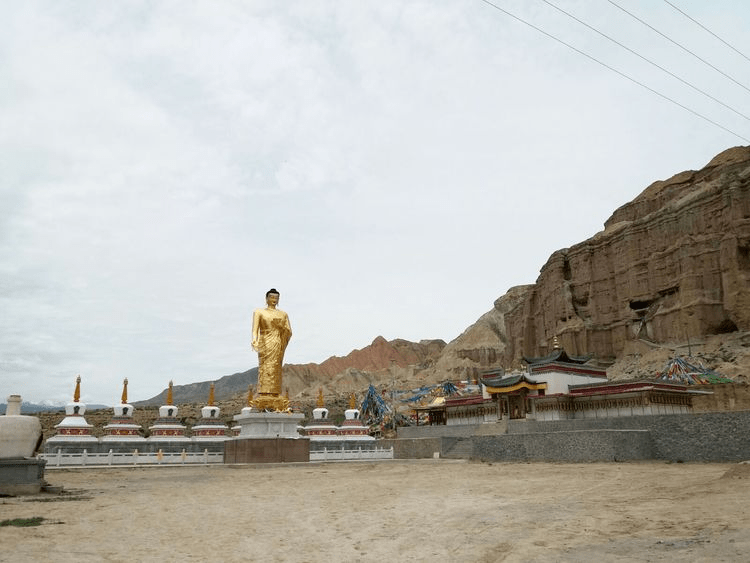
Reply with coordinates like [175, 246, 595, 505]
[429, 146, 750, 381]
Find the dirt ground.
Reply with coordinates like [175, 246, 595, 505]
[1, 460, 749, 562]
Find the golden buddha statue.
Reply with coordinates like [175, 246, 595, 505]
[251, 288, 292, 411]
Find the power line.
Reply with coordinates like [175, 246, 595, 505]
[540, 0, 750, 123]
[607, 0, 750, 94]
[476, 0, 750, 143]
[662, 0, 750, 64]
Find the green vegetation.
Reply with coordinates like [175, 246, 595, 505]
[0, 517, 45, 527]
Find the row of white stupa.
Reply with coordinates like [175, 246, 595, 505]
[46, 377, 373, 444]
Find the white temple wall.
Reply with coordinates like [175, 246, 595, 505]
[528, 372, 606, 394]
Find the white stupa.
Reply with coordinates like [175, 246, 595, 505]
[46, 376, 98, 445]
[148, 381, 189, 442]
[338, 393, 374, 440]
[102, 378, 145, 443]
[192, 383, 229, 440]
[304, 389, 338, 440]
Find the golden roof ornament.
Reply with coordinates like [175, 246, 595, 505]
[208, 383, 215, 406]
[552, 336, 561, 350]
[121, 378, 128, 404]
[247, 385, 254, 407]
[166, 380, 174, 406]
[316, 388, 325, 407]
[348, 392, 357, 410]
[73, 375, 81, 402]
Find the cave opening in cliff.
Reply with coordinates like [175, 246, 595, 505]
[629, 298, 655, 311]
[562, 256, 572, 281]
[739, 243, 750, 271]
[712, 318, 739, 334]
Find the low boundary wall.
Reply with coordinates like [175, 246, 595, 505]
[397, 411, 750, 462]
[379, 438, 443, 459]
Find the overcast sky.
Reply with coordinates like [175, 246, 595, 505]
[2, 1, 749, 405]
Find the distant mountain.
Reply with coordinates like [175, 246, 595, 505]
[134, 367, 258, 406]
[136, 337, 447, 406]
[0, 402, 107, 414]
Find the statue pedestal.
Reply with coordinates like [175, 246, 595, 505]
[0, 458, 47, 495]
[226, 412, 308, 463]
[232, 411, 304, 439]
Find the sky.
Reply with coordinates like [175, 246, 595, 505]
[2, 0, 749, 405]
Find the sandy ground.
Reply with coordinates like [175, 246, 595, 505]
[1, 460, 749, 562]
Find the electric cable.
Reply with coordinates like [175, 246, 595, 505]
[662, 0, 750, 64]
[476, 0, 750, 143]
[607, 0, 750, 94]
[541, 0, 750, 123]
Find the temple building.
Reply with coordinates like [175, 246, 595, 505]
[414, 395, 498, 426]
[417, 339, 699, 425]
[481, 339, 607, 420]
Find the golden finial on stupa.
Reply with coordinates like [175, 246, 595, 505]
[349, 392, 357, 410]
[316, 388, 325, 407]
[121, 378, 128, 404]
[73, 375, 81, 402]
[166, 380, 174, 406]
[247, 385, 254, 406]
[284, 387, 290, 400]
[208, 383, 215, 406]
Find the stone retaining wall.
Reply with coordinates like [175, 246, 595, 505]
[397, 424, 483, 439]
[474, 430, 653, 462]
[503, 411, 750, 461]
[398, 411, 750, 462]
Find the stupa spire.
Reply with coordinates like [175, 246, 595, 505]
[208, 383, 215, 406]
[73, 375, 81, 402]
[166, 380, 174, 406]
[316, 388, 325, 407]
[349, 392, 357, 410]
[247, 385, 254, 407]
[121, 378, 128, 404]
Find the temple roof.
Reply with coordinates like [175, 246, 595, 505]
[523, 347, 592, 366]
[481, 373, 547, 393]
[481, 373, 526, 388]
[566, 379, 699, 396]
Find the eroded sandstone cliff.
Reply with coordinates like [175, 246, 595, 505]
[429, 146, 750, 381]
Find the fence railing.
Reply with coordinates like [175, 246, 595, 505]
[40, 445, 395, 466]
[40, 449, 224, 468]
[309, 446, 393, 461]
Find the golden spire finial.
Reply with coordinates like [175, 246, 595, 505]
[348, 392, 357, 410]
[316, 388, 325, 407]
[208, 383, 215, 406]
[552, 336, 561, 350]
[73, 375, 81, 402]
[284, 387, 290, 400]
[166, 380, 174, 406]
[121, 378, 128, 404]
[247, 385, 254, 406]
